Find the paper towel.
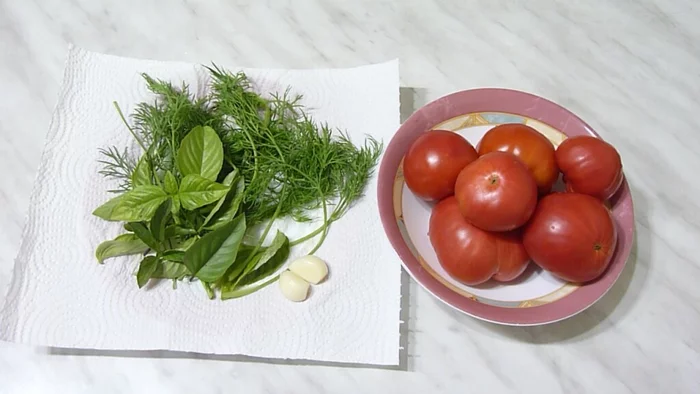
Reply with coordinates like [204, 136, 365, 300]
[0, 46, 402, 365]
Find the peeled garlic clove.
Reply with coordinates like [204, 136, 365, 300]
[279, 270, 310, 302]
[289, 255, 328, 285]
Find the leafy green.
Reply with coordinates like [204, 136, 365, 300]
[152, 261, 189, 279]
[184, 215, 246, 282]
[109, 186, 169, 222]
[176, 126, 224, 181]
[219, 245, 258, 286]
[164, 171, 178, 195]
[205, 175, 245, 231]
[95, 233, 148, 263]
[236, 231, 289, 287]
[93, 194, 124, 220]
[173, 236, 198, 251]
[132, 156, 152, 187]
[129, 222, 160, 252]
[161, 249, 185, 262]
[202, 281, 215, 300]
[178, 174, 229, 210]
[93, 66, 382, 300]
[201, 169, 238, 229]
[150, 199, 171, 242]
[137, 255, 159, 288]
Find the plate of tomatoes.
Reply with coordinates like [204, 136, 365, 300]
[377, 88, 634, 325]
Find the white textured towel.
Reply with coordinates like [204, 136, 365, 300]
[0, 46, 402, 365]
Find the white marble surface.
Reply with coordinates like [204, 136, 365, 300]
[0, 0, 698, 392]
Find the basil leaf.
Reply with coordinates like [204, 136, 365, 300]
[93, 194, 124, 220]
[184, 215, 246, 282]
[178, 174, 229, 211]
[164, 225, 197, 238]
[109, 186, 169, 222]
[171, 194, 181, 215]
[152, 260, 190, 279]
[129, 222, 160, 251]
[132, 157, 152, 187]
[150, 200, 171, 242]
[205, 176, 245, 231]
[176, 125, 223, 181]
[218, 244, 259, 286]
[202, 281, 215, 300]
[164, 171, 178, 195]
[237, 231, 290, 287]
[172, 236, 198, 252]
[220, 235, 288, 299]
[95, 233, 148, 263]
[201, 169, 238, 228]
[161, 250, 185, 262]
[136, 255, 159, 288]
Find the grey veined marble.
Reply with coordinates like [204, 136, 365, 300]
[0, 0, 698, 393]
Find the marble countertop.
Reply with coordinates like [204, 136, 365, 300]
[1, 0, 698, 392]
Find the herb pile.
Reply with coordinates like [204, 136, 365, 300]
[93, 67, 382, 300]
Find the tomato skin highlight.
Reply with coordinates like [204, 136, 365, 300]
[477, 123, 559, 195]
[523, 192, 618, 283]
[403, 130, 479, 201]
[429, 197, 530, 285]
[454, 151, 538, 232]
[555, 135, 623, 201]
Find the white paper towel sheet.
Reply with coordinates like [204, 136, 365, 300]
[0, 46, 402, 365]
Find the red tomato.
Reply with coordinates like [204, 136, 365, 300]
[523, 193, 618, 283]
[454, 151, 538, 232]
[491, 230, 531, 282]
[429, 197, 530, 285]
[555, 135, 623, 200]
[429, 197, 498, 285]
[477, 123, 559, 194]
[403, 130, 478, 201]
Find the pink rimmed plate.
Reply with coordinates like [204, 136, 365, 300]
[378, 89, 634, 326]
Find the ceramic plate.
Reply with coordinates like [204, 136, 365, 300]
[378, 88, 634, 325]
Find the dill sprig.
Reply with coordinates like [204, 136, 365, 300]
[207, 66, 382, 250]
[97, 146, 136, 193]
[131, 75, 223, 178]
[99, 65, 382, 255]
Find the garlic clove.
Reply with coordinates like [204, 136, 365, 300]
[279, 270, 310, 302]
[289, 255, 328, 285]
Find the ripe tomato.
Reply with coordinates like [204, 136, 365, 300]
[491, 230, 531, 282]
[555, 135, 623, 201]
[429, 197, 530, 285]
[454, 151, 538, 232]
[429, 197, 497, 285]
[477, 123, 559, 194]
[403, 130, 478, 201]
[523, 193, 618, 283]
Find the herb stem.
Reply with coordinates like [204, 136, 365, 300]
[113, 101, 162, 187]
[233, 193, 285, 287]
[308, 198, 330, 255]
[114, 101, 148, 157]
[290, 226, 325, 246]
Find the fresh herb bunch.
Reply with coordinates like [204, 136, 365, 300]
[93, 67, 382, 300]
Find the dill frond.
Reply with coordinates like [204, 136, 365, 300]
[97, 146, 137, 193]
